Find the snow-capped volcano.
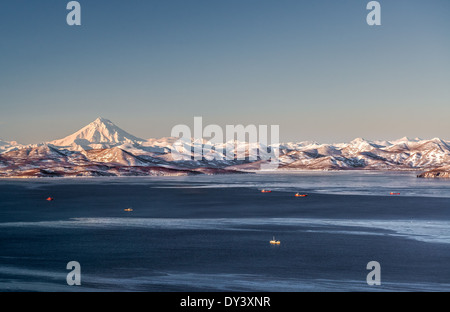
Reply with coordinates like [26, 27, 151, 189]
[50, 117, 145, 150]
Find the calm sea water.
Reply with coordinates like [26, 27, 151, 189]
[1, 171, 450, 292]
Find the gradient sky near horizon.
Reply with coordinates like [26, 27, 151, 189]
[1, 0, 449, 144]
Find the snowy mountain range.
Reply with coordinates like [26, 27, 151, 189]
[1, 117, 449, 177]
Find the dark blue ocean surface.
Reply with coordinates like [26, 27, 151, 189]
[1, 172, 450, 291]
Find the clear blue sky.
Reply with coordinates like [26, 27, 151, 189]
[1, 0, 449, 144]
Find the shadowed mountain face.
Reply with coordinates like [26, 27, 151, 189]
[1, 118, 450, 177]
[417, 166, 450, 179]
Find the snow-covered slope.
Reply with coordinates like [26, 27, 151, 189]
[82, 147, 150, 167]
[0, 139, 22, 153]
[50, 117, 145, 150]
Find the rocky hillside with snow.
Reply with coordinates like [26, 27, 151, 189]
[0, 144, 211, 177]
[417, 166, 450, 179]
[274, 137, 450, 171]
[1, 117, 450, 177]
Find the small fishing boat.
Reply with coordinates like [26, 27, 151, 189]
[46, 197, 54, 201]
[270, 236, 281, 245]
[295, 193, 308, 197]
[124, 208, 133, 212]
[390, 192, 401, 195]
[261, 189, 272, 193]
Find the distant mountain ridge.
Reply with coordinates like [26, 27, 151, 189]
[1, 117, 450, 177]
[273, 136, 450, 172]
[0, 139, 23, 154]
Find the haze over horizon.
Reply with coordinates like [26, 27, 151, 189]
[1, 116, 448, 146]
[1, 1, 449, 144]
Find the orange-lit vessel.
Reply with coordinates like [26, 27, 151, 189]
[270, 236, 281, 245]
